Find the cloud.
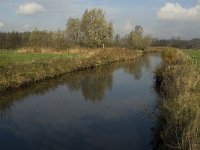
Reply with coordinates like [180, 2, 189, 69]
[0, 21, 5, 28]
[157, 1, 200, 21]
[17, 2, 45, 15]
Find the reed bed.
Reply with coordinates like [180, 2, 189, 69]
[155, 48, 200, 150]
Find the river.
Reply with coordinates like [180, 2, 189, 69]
[0, 53, 161, 150]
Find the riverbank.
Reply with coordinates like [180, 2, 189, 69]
[155, 48, 200, 149]
[0, 48, 142, 92]
[145, 46, 173, 53]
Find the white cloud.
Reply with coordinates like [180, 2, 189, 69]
[0, 21, 5, 28]
[17, 2, 45, 15]
[157, 1, 200, 21]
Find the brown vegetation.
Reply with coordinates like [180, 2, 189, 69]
[155, 48, 200, 150]
[0, 48, 142, 93]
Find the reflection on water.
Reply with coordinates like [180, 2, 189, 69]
[0, 53, 161, 150]
[124, 54, 152, 80]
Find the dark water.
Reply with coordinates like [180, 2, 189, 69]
[0, 53, 161, 150]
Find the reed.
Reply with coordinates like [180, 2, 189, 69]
[155, 48, 200, 150]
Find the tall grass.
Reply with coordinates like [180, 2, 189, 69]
[155, 48, 200, 149]
[0, 48, 142, 92]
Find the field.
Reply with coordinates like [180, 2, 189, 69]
[0, 50, 79, 67]
[183, 49, 200, 63]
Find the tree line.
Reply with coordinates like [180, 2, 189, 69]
[152, 37, 200, 49]
[0, 8, 152, 51]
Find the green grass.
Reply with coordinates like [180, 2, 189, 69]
[183, 49, 200, 63]
[0, 50, 79, 67]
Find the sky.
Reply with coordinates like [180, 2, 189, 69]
[0, 0, 200, 39]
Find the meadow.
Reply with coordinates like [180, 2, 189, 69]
[183, 49, 200, 64]
[0, 50, 79, 67]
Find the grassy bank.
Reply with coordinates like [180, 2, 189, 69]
[0, 48, 142, 92]
[155, 48, 200, 149]
[183, 49, 200, 64]
[0, 59, 146, 114]
[145, 47, 174, 52]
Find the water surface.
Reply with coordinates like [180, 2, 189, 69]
[0, 53, 161, 150]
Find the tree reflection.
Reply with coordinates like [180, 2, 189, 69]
[142, 54, 151, 71]
[0, 54, 155, 115]
[64, 66, 113, 101]
[124, 59, 143, 80]
[123, 54, 152, 80]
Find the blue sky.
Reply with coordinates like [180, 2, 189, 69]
[0, 0, 200, 39]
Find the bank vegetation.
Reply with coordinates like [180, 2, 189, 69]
[155, 48, 200, 150]
[0, 48, 142, 92]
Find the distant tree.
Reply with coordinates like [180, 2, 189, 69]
[52, 30, 66, 50]
[106, 22, 114, 46]
[133, 25, 145, 49]
[0, 32, 6, 49]
[79, 8, 114, 48]
[123, 25, 151, 50]
[114, 34, 121, 46]
[20, 32, 31, 47]
[142, 35, 152, 50]
[6, 33, 11, 49]
[151, 37, 200, 49]
[134, 25, 143, 35]
[189, 38, 200, 48]
[66, 17, 80, 44]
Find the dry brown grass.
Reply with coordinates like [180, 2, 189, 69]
[145, 47, 178, 53]
[156, 49, 200, 150]
[17, 47, 84, 54]
[0, 48, 142, 92]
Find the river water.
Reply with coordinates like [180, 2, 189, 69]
[0, 53, 161, 150]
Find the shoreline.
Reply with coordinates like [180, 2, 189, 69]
[155, 48, 200, 149]
[0, 48, 143, 93]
